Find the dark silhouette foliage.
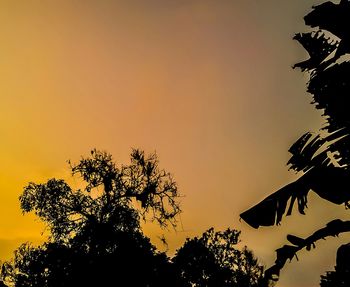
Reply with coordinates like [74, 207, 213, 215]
[1, 149, 180, 287]
[240, 0, 350, 286]
[173, 228, 263, 287]
[1, 234, 172, 287]
[320, 243, 350, 287]
[0, 149, 263, 287]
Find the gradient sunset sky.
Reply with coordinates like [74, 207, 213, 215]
[1, 1, 349, 286]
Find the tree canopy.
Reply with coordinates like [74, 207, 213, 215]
[1, 149, 181, 287]
[173, 228, 263, 287]
[0, 149, 263, 287]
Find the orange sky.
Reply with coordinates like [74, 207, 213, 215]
[0, 1, 348, 286]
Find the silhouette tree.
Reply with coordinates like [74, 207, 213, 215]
[1, 149, 181, 287]
[0, 148, 265, 287]
[240, 0, 350, 286]
[173, 227, 264, 287]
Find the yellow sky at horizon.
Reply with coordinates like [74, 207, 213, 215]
[0, 1, 346, 286]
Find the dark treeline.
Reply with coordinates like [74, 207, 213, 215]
[0, 149, 263, 287]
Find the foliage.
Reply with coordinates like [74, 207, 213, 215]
[1, 234, 172, 287]
[320, 270, 350, 287]
[0, 149, 264, 286]
[20, 148, 180, 243]
[320, 243, 350, 287]
[240, 0, 350, 286]
[1, 149, 180, 287]
[173, 228, 263, 287]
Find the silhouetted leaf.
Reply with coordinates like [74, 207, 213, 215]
[286, 235, 305, 247]
[241, 166, 350, 229]
[275, 245, 299, 266]
[240, 180, 309, 228]
[293, 31, 338, 71]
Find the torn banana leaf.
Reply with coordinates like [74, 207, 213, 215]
[240, 167, 350, 228]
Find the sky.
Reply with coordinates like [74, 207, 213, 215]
[0, 0, 348, 286]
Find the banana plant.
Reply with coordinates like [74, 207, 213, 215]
[240, 1, 350, 286]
